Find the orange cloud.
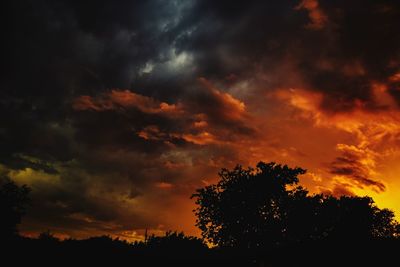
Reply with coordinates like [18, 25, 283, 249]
[296, 0, 328, 30]
[193, 120, 208, 128]
[197, 77, 246, 122]
[181, 132, 221, 145]
[155, 182, 174, 189]
[330, 143, 385, 192]
[274, 88, 324, 122]
[389, 72, 400, 82]
[137, 125, 165, 141]
[371, 83, 397, 109]
[69, 82, 251, 150]
[73, 89, 183, 116]
[273, 86, 400, 194]
[72, 95, 112, 111]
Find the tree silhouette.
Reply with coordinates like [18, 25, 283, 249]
[0, 176, 30, 240]
[145, 231, 208, 262]
[192, 162, 399, 249]
[38, 230, 59, 243]
[146, 230, 206, 250]
[372, 207, 399, 238]
[191, 162, 306, 248]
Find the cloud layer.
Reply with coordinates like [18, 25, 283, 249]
[2, 0, 400, 239]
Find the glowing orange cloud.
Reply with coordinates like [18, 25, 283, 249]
[155, 182, 174, 189]
[181, 132, 221, 145]
[73, 89, 183, 116]
[74, 80, 250, 150]
[272, 85, 400, 196]
[389, 72, 400, 82]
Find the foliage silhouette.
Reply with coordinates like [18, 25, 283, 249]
[0, 175, 30, 240]
[146, 230, 206, 250]
[192, 162, 399, 248]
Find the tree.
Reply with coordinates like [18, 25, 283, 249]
[0, 176, 30, 239]
[191, 162, 306, 248]
[307, 195, 397, 241]
[192, 161, 399, 248]
[372, 207, 399, 238]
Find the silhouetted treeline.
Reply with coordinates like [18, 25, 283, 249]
[192, 162, 400, 248]
[4, 231, 400, 266]
[5, 231, 213, 266]
[2, 163, 400, 266]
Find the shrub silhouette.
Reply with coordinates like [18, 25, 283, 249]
[192, 162, 399, 248]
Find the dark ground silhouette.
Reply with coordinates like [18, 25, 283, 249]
[2, 162, 400, 266]
[4, 232, 400, 266]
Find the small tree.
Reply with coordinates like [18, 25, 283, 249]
[0, 176, 30, 239]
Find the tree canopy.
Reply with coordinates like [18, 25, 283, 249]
[192, 162, 399, 248]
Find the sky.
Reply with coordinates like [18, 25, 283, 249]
[1, 0, 400, 241]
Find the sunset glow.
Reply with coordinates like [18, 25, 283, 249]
[2, 0, 400, 242]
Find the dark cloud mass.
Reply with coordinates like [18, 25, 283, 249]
[1, 0, 400, 238]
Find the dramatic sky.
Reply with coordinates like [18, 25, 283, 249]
[2, 0, 400, 240]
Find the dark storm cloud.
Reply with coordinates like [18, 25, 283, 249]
[194, 0, 400, 112]
[4, 0, 399, 167]
[1, 154, 59, 174]
[164, 0, 400, 113]
[19, 170, 155, 236]
[2, 0, 399, 237]
[1, 0, 195, 169]
[300, 0, 400, 112]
